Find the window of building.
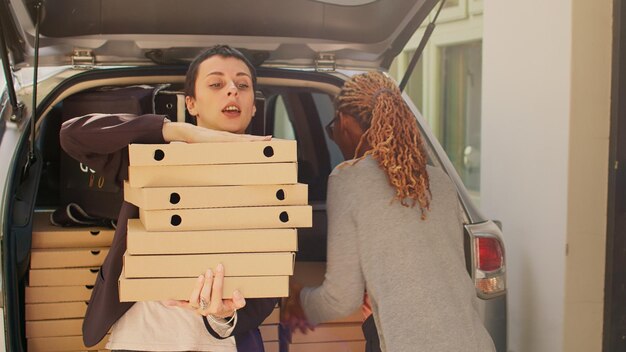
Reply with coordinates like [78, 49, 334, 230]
[389, 0, 483, 206]
[440, 41, 482, 196]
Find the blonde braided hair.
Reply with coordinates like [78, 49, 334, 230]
[336, 72, 431, 219]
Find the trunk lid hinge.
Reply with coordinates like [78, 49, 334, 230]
[8, 102, 25, 123]
[315, 53, 336, 72]
[71, 49, 95, 69]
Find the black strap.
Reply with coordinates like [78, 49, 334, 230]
[51, 203, 116, 228]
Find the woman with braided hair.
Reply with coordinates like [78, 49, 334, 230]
[282, 72, 495, 351]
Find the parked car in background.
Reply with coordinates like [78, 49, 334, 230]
[0, 0, 507, 350]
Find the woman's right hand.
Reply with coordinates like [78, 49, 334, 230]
[163, 263, 246, 319]
[162, 121, 271, 143]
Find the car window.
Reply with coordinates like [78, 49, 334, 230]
[266, 91, 339, 202]
[312, 93, 344, 170]
[272, 96, 296, 140]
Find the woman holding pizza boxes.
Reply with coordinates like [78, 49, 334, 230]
[60, 45, 274, 352]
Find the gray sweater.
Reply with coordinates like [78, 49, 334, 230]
[300, 157, 495, 352]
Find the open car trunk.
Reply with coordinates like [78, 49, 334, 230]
[1, 63, 507, 351]
[4, 66, 355, 351]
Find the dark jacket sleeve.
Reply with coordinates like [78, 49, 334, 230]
[59, 113, 167, 183]
[203, 298, 278, 338]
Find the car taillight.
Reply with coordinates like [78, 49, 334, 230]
[476, 237, 503, 272]
[467, 221, 506, 299]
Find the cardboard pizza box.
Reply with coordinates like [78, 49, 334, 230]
[119, 274, 289, 301]
[139, 205, 312, 231]
[287, 323, 364, 344]
[259, 324, 279, 342]
[31, 212, 114, 249]
[26, 318, 82, 338]
[29, 267, 99, 286]
[25, 302, 89, 321]
[124, 182, 308, 210]
[123, 252, 295, 278]
[30, 248, 109, 269]
[288, 340, 366, 352]
[128, 140, 297, 166]
[262, 307, 280, 325]
[128, 162, 297, 187]
[127, 219, 298, 255]
[25, 286, 94, 303]
[264, 341, 279, 352]
[27, 335, 108, 352]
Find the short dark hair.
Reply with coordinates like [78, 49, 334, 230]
[184, 45, 257, 98]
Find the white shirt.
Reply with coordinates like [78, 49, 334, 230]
[106, 301, 237, 352]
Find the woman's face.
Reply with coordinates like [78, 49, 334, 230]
[185, 56, 256, 133]
[333, 112, 366, 160]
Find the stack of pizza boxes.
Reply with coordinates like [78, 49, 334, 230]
[281, 262, 366, 352]
[26, 212, 113, 351]
[120, 140, 310, 350]
[260, 304, 281, 352]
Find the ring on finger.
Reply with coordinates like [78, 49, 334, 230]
[199, 297, 208, 311]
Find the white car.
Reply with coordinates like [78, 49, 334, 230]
[0, 0, 507, 351]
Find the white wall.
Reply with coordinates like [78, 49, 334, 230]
[482, 1, 572, 351]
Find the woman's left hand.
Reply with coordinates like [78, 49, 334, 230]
[361, 292, 373, 320]
[280, 280, 314, 333]
[164, 263, 246, 318]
